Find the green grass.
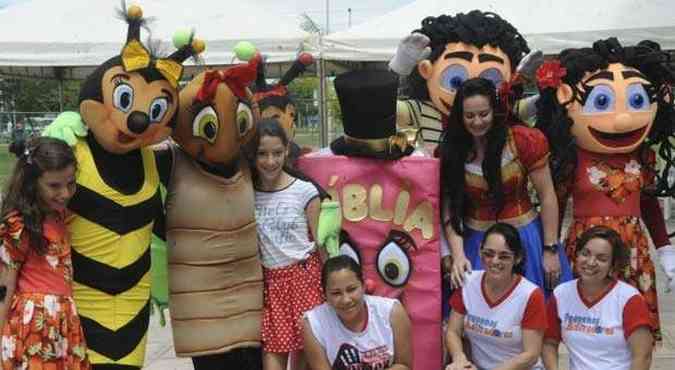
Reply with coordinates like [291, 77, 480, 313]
[0, 144, 15, 188]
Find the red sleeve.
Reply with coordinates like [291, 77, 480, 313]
[640, 150, 670, 248]
[544, 296, 562, 342]
[641, 194, 670, 248]
[512, 125, 550, 172]
[642, 149, 657, 185]
[521, 288, 547, 330]
[0, 211, 28, 269]
[449, 288, 466, 315]
[622, 294, 654, 340]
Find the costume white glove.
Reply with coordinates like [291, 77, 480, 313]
[657, 245, 675, 292]
[514, 94, 540, 124]
[388, 33, 431, 76]
[515, 49, 544, 82]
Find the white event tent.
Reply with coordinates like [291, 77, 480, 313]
[322, 0, 675, 61]
[0, 0, 311, 79]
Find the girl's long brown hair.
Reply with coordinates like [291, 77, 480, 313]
[1, 137, 76, 254]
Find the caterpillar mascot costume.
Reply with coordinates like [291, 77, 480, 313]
[535, 38, 675, 341]
[153, 53, 263, 369]
[298, 70, 442, 370]
[42, 3, 203, 369]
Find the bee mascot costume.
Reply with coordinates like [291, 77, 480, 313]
[42, 3, 203, 369]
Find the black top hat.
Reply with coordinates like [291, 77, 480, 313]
[330, 70, 414, 159]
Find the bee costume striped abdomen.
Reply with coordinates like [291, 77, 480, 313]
[68, 138, 160, 368]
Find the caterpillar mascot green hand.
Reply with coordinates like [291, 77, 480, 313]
[42, 3, 203, 369]
[317, 200, 342, 257]
[41, 111, 88, 146]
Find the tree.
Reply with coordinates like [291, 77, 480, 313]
[288, 76, 341, 130]
[0, 78, 80, 112]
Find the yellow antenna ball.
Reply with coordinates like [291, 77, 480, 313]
[127, 4, 143, 19]
[192, 39, 206, 54]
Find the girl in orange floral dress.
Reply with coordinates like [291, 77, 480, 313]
[0, 137, 89, 369]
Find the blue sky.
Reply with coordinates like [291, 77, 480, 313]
[0, 0, 415, 31]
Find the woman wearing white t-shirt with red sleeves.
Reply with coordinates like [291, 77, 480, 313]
[543, 226, 654, 370]
[446, 222, 547, 370]
[302, 255, 413, 370]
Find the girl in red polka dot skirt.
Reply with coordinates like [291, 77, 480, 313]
[247, 119, 325, 370]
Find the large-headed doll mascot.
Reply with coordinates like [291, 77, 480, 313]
[298, 70, 442, 370]
[536, 38, 675, 341]
[389, 10, 535, 152]
[43, 4, 203, 369]
[253, 52, 314, 164]
[153, 54, 263, 369]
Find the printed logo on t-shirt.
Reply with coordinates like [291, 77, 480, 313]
[256, 201, 303, 244]
[332, 343, 392, 370]
[563, 314, 615, 335]
[465, 313, 514, 338]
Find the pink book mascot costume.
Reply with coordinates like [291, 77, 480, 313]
[298, 70, 442, 369]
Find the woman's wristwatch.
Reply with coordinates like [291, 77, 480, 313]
[543, 243, 559, 254]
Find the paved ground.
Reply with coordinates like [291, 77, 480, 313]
[143, 226, 675, 370]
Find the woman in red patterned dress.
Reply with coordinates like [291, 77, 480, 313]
[440, 77, 573, 294]
[0, 137, 89, 369]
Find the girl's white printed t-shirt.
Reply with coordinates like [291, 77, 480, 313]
[545, 279, 652, 370]
[450, 271, 547, 370]
[255, 178, 319, 268]
[305, 295, 397, 369]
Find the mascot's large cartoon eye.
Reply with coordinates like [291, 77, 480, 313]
[113, 83, 134, 113]
[626, 83, 650, 111]
[339, 242, 361, 265]
[192, 106, 219, 144]
[441, 64, 469, 92]
[149, 97, 169, 123]
[583, 85, 615, 113]
[236, 103, 254, 138]
[376, 238, 412, 287]
[479, 68, 504, 88]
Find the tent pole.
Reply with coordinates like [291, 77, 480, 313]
[55, 67, 65, 112]
[318, 57, 328, 147]
[58, 79, 64, 112]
